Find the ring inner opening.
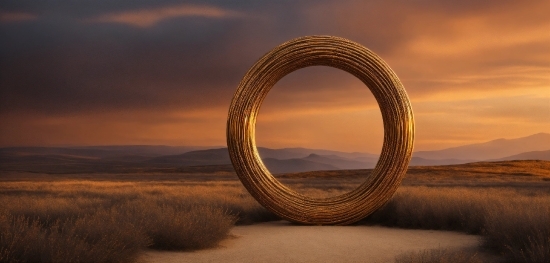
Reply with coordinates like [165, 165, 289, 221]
[256, 66, 383, 198]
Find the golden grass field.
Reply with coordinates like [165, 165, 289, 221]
[1, 160, 549, 263]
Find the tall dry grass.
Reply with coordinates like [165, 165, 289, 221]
[362, 186, 550, 263]
[394, 248, 485, 263]
[0, 210, 150, 263]
[2, 177, 548, 263]
[483, 197, 550, 263]
[0, 181, 276, 263]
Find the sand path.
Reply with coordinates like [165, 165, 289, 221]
[142, 221, 480, 263]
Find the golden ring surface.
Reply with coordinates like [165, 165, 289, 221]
[227, 35, 414, 225]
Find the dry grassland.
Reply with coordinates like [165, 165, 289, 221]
[1, 160, 549, 263]
[365, 186, 550, 263]
[0, 181, 275, 262]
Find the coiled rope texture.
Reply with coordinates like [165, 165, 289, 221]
[227, 36, 414, 225]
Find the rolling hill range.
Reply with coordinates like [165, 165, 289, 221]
[413, 133, 550, 160]
[0, 146, 377, 174]
[408, 157, 476, 166]
[0, 133, 548, 174]
[491, 150, 550, 161]
[263, 158, 338, 174]
[0, 145, 216, 160]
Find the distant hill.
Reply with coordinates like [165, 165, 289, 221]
[413, 133, 550, 161]
[261, 148, 378, 161]
[2, 133, 549, 174]
[0, 154, 98, 164]
[147, 149, 376, 173]
[0, 146, 377, 174]
[148, 148, 231, 166]
[493, 150, 550, 161]
[302, 154, 374, 169]
[0, 145, 213, 159]
[256, 148, 308, 159]
[409, 157, 476, 166]
[263, 158, 339, 174]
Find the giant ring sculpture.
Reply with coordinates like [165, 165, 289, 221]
[227, 35, 414, 225]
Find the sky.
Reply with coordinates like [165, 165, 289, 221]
[1, 0, 549, 153]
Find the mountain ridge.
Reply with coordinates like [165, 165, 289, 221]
[491, 149, 550, 161]
[413, 133, 550, 160]
[1, 133, 549, 174]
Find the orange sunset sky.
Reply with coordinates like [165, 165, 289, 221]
[1, 1, 549, 153]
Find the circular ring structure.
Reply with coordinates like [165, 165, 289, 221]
[227, 35, 414, 225]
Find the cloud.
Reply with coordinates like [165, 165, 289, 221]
[85, 4, 243, 27]
[0, 108, 228, 147]
[0, 11, 37, 22]
[0, 11, 251, 114]
[0, 0, 548, 150]
[301, 0, 550, 98]
[411, 93, 550, 150]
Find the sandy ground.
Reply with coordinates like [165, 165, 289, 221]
[141, 221, 481, 263]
